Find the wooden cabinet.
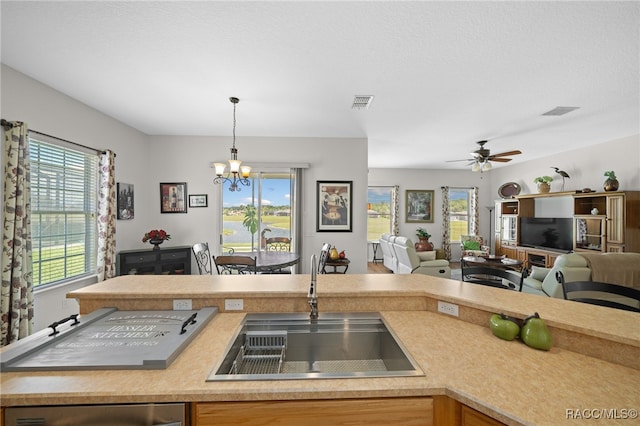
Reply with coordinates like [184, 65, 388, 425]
[117, 245, 192, 275]
[460, 405, 505, 426]
[573, 191, 640, 253]
[194, 397, 434, 425]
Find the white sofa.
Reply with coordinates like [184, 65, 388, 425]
[379, 233, 398, 273]
[392, 236, 451, 278]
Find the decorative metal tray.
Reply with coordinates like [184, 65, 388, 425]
[1, 307, 218, 371]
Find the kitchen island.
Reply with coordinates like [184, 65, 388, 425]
[1, 274, 639, 425]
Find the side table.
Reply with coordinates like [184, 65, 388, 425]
[322, 258, 350, 274]
[368, 240, 382, 263]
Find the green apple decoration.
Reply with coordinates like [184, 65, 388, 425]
[520, 312, 553, 351]
[489, 313, 521, 341]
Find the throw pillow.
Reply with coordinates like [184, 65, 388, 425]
[530, 266, 550, 281]
[416, 251, 436, 261]
[463, 240, 481, 251]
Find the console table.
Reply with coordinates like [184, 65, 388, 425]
[117, 245, 192, 276]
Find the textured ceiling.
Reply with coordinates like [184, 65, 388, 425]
[1, 1, 638, 169]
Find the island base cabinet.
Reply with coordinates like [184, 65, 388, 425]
[194, 397, 433, 425]
[433, 396, 506, 426]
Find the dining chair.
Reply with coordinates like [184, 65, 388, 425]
[461, 262, 524, 291]
[192, 242, 213, 275]
[556, 271, 640, 312]
[265, 237, 291, 252]
[213, 255, 257, 275]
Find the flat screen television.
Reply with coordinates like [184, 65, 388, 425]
[519, 217, 573, 252]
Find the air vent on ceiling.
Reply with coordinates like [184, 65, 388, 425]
[542, 106, 580, 116]
[351, 95, 374, 110]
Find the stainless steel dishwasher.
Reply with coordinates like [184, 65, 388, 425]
[4, 403, 185, 425]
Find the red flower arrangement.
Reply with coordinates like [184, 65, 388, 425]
[142, 229, 171, 243]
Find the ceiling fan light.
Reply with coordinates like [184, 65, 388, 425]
[482, 161, 492, 171]
[471, 162, 481, 172]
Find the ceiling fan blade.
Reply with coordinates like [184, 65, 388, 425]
[490, 150, 522, 158]
[489, 157, 512, 163]
[446, 158, 474, 163]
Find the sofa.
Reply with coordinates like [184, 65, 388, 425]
[522, 253, 640, 307]
[392, 236, 451, 278]
[379, 233, 398, 273]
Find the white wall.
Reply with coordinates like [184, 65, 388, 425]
[2, 65, 368, 331]
[489, 135, 640, 195]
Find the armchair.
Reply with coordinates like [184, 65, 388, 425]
[460, 235, 490, 257]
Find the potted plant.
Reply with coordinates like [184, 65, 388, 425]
[415, 227, 433, 252]
[533, 176, 553, 193]
[603, 171, 619, 192]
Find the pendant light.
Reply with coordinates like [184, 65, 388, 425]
[213, 97, 251, 191]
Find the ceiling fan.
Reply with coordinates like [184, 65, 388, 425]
[448, 140, 522, 172]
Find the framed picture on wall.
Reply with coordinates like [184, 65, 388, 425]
[189, 194, 208, 208]
[160, 182, 187, 213]
[317, 180, 353, 232]
[117, 182, 134, 220]
[406, 189, 434, 223]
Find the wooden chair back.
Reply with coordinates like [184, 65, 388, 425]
[265, 237, 291, 252]
[213, 255, 257, 275]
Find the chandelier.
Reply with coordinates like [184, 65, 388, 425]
[213, 97, 251, 191]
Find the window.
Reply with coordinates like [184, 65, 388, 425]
[448, 187, 473, 242]
[29, 134, 98, 287]
[221, 169, 297, 253]
[367, 186, 393, 241]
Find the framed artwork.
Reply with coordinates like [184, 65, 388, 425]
[406, 189, 434, 223]
[189, 194, 208, 208]
[117, 182, 134, 220]
[160, 182, 187, 213]
[317, 180, 353, 232]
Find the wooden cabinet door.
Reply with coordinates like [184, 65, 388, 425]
[461, 405, 505, 426]
[195, 397, 433, 426]
[606, 194, 624, 246]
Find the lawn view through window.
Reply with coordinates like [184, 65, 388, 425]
[30, 135, 98, 287]
[449, 187, 472, 242]
[221, 171, 294, 253]
[367, 187, 393, 241]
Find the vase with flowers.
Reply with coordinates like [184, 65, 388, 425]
[415, 227, 433, 252]
[142, 229, 171, 250]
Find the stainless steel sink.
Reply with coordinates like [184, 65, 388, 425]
[207, 312, 424, 381]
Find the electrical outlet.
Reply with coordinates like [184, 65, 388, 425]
[225, 299, 244, 311]
[437, 300, 459, 317]
[173, 299, 192, 310]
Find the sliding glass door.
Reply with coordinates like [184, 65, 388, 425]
[220, 170, 296, 253]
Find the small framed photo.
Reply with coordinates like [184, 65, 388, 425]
[406, 189, 434, 223]
[117, 182, 134, 220]
[189, 194, 208, 208]
[317, 180, 353, 232]
[160, 182, 187, 213]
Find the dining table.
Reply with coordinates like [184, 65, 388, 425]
[241, 250, 301, 273]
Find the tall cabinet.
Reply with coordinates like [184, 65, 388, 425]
[494, 191, 639, 267]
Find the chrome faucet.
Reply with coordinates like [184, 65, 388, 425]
[308, 254, 318, 320]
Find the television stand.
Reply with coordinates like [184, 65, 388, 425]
[528, 253, 546, 268]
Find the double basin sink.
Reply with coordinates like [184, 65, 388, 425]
[208, 312, 424, 381]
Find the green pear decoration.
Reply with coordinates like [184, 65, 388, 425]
[520, 312, 553, 351]
[489, 313, 521, 341]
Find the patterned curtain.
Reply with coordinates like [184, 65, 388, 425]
[1, 121, 33, 346]
[441, 186, 450, 260]
[96, 150, 117, 281]
[471, 186, 479, 235]
[391, 185, 400, 235]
